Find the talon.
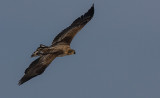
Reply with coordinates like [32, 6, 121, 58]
[31, 53, 36, 57]
[31, 51, 38, 57]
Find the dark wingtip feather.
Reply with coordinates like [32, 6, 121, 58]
[18, 77, 24, 86]
[83, 4, 94, 19]
[88, 3, 94, 17]
[71, 4, 94, 26]
[18, 75, 27, 85]
[18, 75, 34, 85]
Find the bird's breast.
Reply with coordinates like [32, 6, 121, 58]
[50, 45, 70, 57]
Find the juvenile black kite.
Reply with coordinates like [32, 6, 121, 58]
[19, 4, 94, 85]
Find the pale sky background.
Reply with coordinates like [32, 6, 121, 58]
[0, 0, 160, 98]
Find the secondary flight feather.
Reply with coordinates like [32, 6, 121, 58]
[19, 4, 94, 85]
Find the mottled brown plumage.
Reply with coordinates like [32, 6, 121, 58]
[19, 4, 94, 85]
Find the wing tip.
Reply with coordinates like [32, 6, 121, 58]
[86, 3, 94, 18]
[18, 74, 33, 86]
[18, 79, 24, 86]
[92, 3, 94, 9]
[18, 76, 26, 86]
[18, 81, 22, 86]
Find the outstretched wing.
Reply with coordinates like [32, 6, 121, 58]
[52, 4, 94, 45]
[19, 54, 58, 85]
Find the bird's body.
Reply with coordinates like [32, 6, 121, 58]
[19, 4, 94, 85]
[31, 44, 74, 57]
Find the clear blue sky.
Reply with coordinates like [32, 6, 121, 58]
[0, 0, 160, 98]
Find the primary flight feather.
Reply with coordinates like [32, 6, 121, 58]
[19, 4, 94, 85]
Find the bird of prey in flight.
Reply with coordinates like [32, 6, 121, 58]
[19, 4, 94, 85]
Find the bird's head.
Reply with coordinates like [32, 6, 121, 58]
[67, 49, 76, 55]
